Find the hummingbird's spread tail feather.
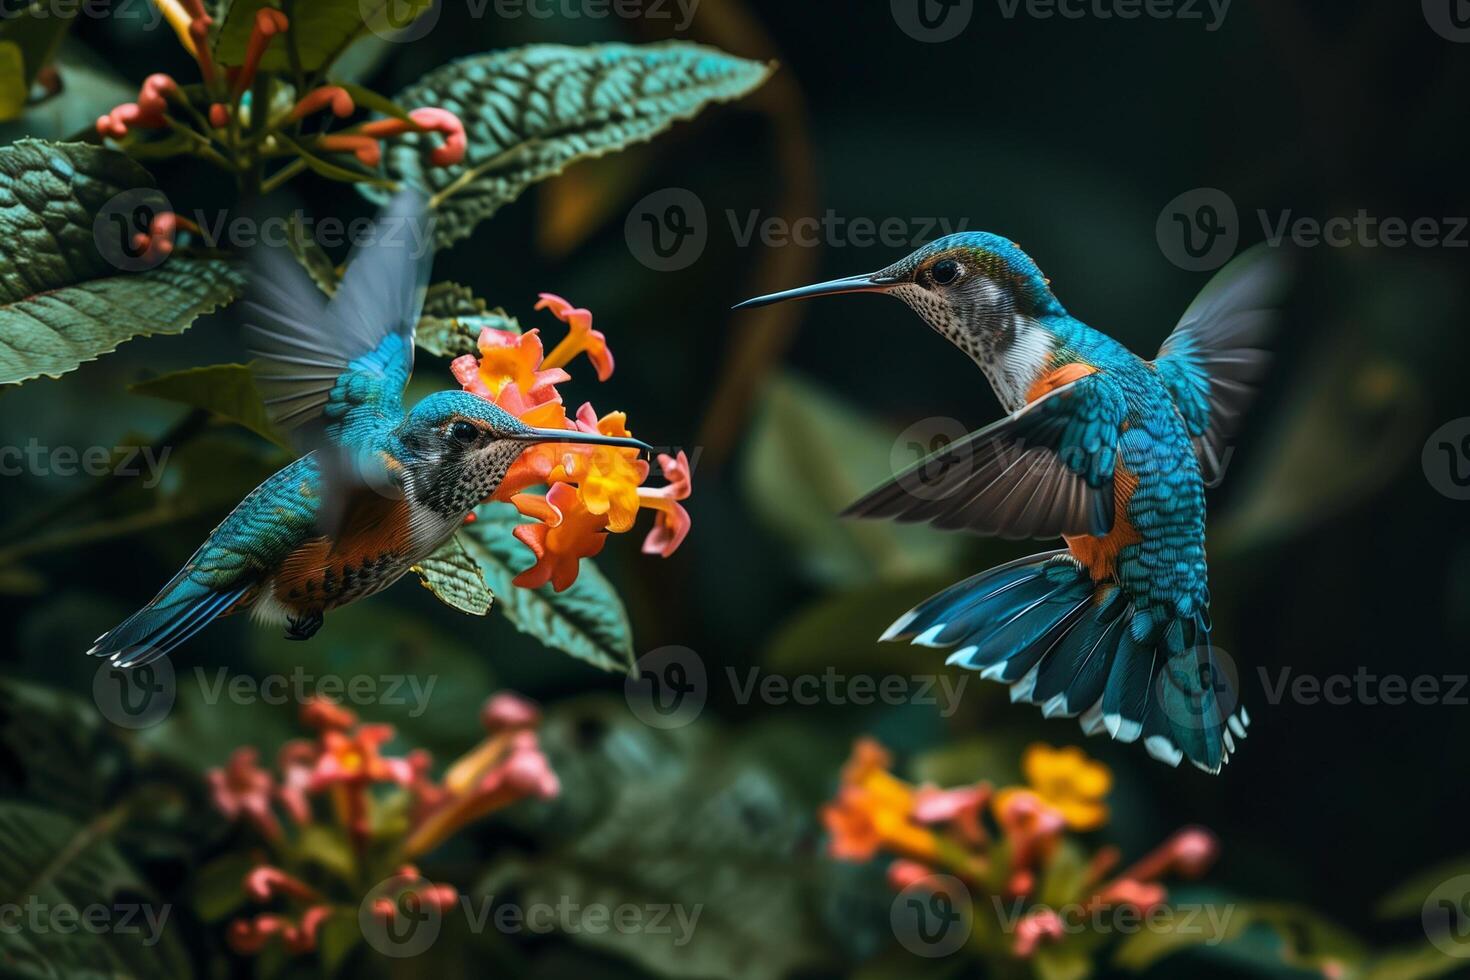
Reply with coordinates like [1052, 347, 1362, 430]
[884, 552, 1246, 774]
[87, 576, 250, 669]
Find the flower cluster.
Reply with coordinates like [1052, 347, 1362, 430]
[98, 0, 464, 198]
[206, 694, 556, 958]
[823, 740, 1218, 961]
[451, 294, 693, 591]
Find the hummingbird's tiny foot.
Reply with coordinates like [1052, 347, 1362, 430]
[284, 611, 324, 641]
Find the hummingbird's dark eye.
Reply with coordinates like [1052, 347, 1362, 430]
[930, 259, 962, 286]
[450, 420, 479, 445]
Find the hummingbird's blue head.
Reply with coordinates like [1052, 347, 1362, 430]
[733, 232, 1066, 410]
[395, 390, 650, 517]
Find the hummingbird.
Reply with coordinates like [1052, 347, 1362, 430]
[736, 233, 1286, 774]
[88, 192, 648, 668]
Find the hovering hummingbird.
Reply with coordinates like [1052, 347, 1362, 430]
[737, 234, 1286, 774]
[88, 193, 648, 668]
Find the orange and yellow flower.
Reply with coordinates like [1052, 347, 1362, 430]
[1018, 742, 1112, 830]
[452, 294, 693, 591]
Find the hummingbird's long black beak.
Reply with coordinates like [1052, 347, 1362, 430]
[732, 273, 902, 310]
[519, 428, 652, 453]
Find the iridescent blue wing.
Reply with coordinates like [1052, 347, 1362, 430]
[1153, 246, 1289, 485]
[842, 376, 1126, 540]
[243, 190, 433, 449]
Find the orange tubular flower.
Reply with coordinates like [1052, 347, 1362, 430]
[452, 295, 693, 590]
[536, 293, 615, 381]
[821, 739, 939, 862]
[510, 483, 611, 592]
[559, 404, 647, 533]
[638, 451, 693, 558]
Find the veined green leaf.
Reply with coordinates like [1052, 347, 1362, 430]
[367, 42, 774, 249]
[413, 534, 493, 616]
[211, 0, 434, 72]
[457, 503, 635, 675]
[417, 281, 520, 358]
[0, 802, 190, 978]
[0, 140, 244, 385]
[130, 363, 288, 449]
[0, 1, 75, 118]
[742, 372, 964, 587]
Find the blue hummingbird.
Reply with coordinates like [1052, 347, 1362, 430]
[737, 234, 1287, 774]
[88, 192, 649, 668]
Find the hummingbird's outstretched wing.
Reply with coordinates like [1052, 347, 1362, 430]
[842, 376, 1124, 540]
[1153, 245, 1289, 485]
[242, 190, 434, 451]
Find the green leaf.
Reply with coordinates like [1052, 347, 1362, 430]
[0, 140, 245, 385]
[488, 699, 828, 980]
[130, 363, 289, 449]
[0, 802, 190, 979]
[0, 1, 75, 113]
[369, 42, 774, 249]
[742, 372, 964, 587]
[413, 534, 493, 615]
[211, 0, 434, 72]
[458, 503, 635, 676]
[0, 41, 135, 143]
[191, 853, 254, 923]
[1377, 856, 1470, 919]
[417, 281, 520, 358]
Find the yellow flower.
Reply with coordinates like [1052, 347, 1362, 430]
[557, 405, 647, 533]
[821, 739, 939, 861]
[1021, 743, 1112, 830]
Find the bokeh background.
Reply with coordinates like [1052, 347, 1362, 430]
[2, 0, 1468, 977]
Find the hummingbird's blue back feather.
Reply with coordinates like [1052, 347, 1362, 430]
[244, 190, 433, 451]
